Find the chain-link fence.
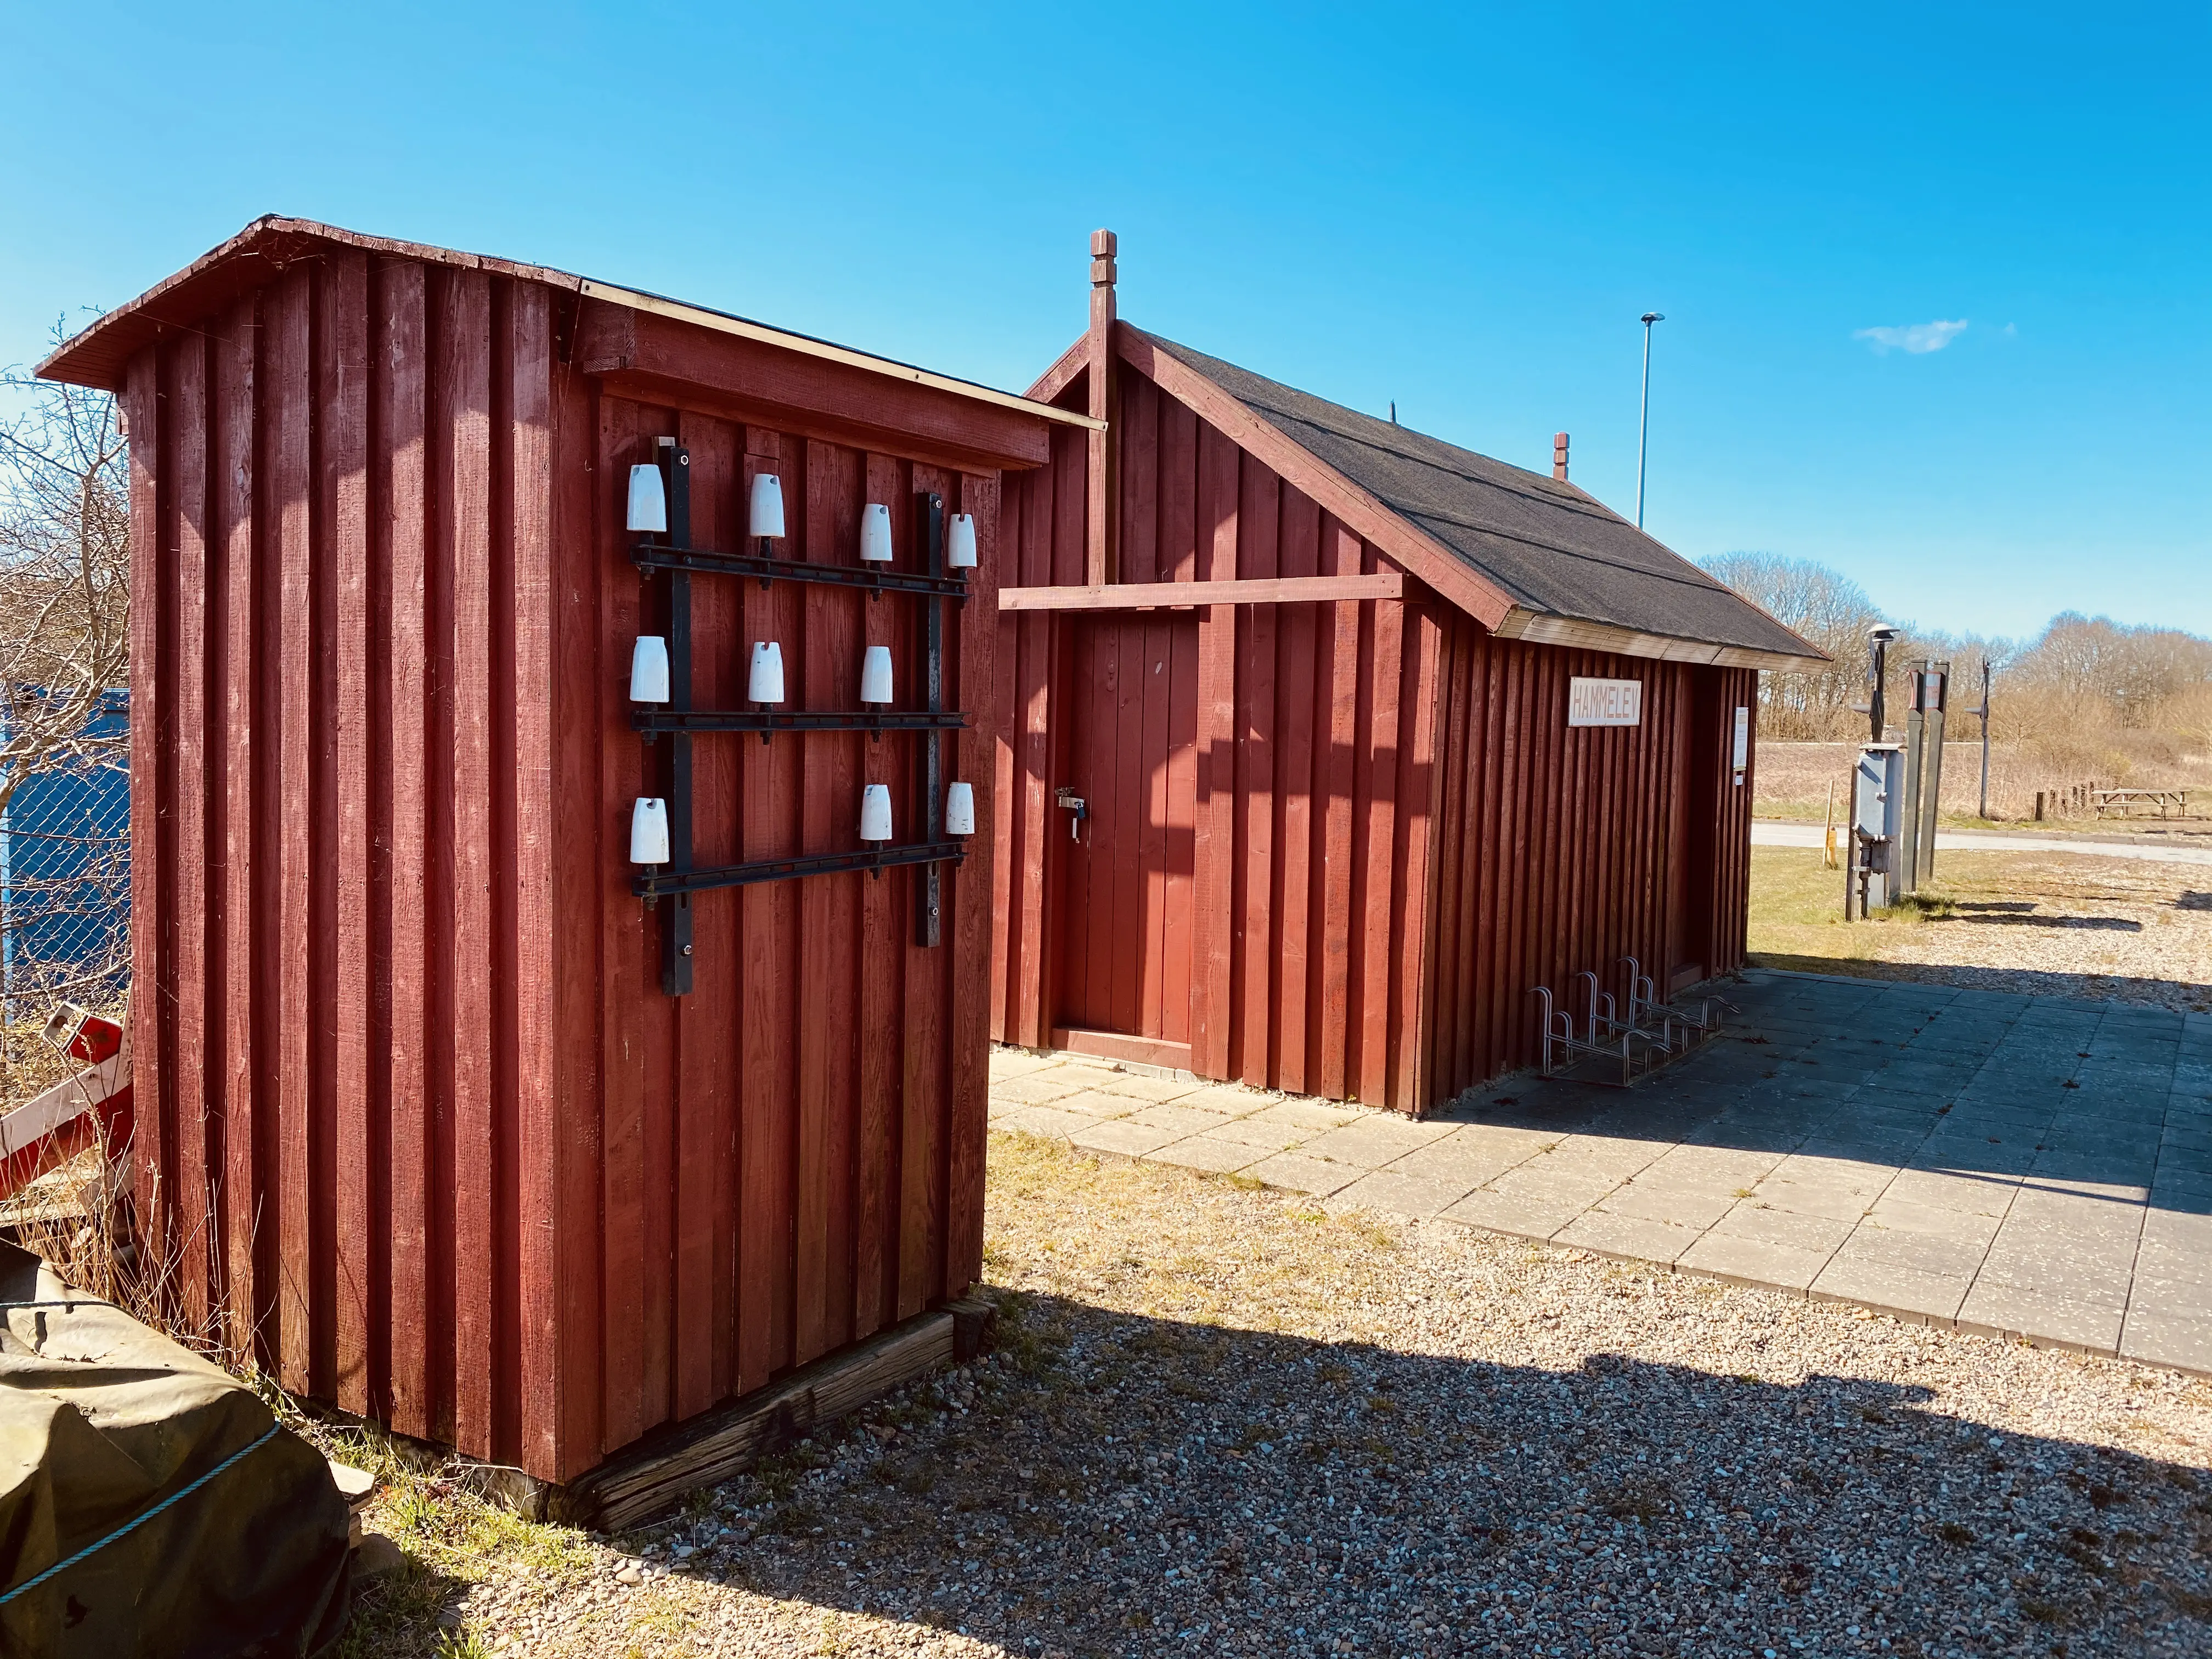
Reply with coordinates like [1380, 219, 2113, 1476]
[1, 692, 130, 1109]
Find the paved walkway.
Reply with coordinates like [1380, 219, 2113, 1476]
[989, 969, 2212, 1374]
[1752, 818, 2212, 866]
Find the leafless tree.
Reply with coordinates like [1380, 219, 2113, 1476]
[1701, 551, 1888, 738]
[0, 323, 131, 819]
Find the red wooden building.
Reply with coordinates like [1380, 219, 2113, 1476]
[991, 236, 1824, 1114]
[40, 217, 1088, 1489]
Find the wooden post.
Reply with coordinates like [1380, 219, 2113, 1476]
[1552, 432, 1570, 481]
[1086, 229, 1119, 587]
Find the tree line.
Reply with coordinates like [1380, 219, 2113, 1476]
[1701, 551, 2212, 757]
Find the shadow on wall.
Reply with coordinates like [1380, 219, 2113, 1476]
[576, 1291, 2208, 1658]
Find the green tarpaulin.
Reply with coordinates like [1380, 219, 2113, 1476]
[0, 1242, 349, 1656]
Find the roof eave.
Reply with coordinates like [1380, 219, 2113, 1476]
[1493, 607, 1831, 672]
[36, 217, 1102, 434]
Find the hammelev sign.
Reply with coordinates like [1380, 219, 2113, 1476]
[1567, 677, 1642, 727]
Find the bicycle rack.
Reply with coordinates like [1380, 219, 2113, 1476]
[1529, 961, 1740, 1088]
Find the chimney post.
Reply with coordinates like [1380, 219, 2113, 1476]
[1553, 432, 1570, 481]
[1086, 230, 1119, 585]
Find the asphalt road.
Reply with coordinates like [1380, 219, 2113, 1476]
[1751, 820, 2212, 867]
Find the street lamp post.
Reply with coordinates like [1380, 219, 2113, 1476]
[1635, 311, 1665, 529]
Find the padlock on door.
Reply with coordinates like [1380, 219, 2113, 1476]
[1054, 785, 1088, 842]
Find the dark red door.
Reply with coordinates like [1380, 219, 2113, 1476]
[1052, 613, 1199, 1060]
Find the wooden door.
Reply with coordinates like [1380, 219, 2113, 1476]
[1052, 613, 1199, 1064]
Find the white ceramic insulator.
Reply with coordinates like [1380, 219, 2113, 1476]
[630, 636, 671, 704]
[630, 798, 671, 864]
[859, 783, 893, 842]
[749, 640, 785, 704]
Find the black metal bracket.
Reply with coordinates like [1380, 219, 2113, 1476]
[633, 540, 969, 604]
[633, 841, 968, 900]
[916, 492, 946, 949]
[634, 709, 970, 736]
[657, 441, 695, 996]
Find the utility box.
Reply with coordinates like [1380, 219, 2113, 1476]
[38, 218, 1088, 1491]
[1850, 743, 1906, 913]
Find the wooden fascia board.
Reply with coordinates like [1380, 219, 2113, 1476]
[1492, 607, 1829, 674]
[998, 574, 1407, 612]
[581, 280, 1101, 433]
[578, 301, 1054, 472]
[1118, 330, 1517, 630]
[1025, 335, 1093, 407]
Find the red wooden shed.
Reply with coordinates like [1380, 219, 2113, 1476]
[991, 236, 1825, 1114]
[38, 217, 1090, 1494]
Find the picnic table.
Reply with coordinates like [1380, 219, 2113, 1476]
[2092, 787, 2192, 820]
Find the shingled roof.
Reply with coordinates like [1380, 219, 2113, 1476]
[1137, 330, 1826, 672]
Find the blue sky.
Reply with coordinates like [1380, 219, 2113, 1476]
[4, 2, 2204, 638]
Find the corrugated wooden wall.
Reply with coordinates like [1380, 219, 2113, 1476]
[991, 365, 1442, 1112]
[1419, 623, 1756, 1102]
[124, 252, 995, 1483]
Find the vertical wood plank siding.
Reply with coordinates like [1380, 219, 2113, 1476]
[991, 366, 1442, 1112]
[125, 256, 995, 1482]
[990, 359, 1756, 1116]
[1418, 618, 1754, 1102]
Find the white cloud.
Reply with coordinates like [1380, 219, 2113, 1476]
[1853, 319, 1969, 355]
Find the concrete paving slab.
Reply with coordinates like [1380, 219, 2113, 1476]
[990, 1105, 1097, 1140]
[2119, 1309, 2212, 1374]
[1880, 1167, 2019, 1217]
[1172, 1084, 1291, 1119]
[1124, 1103, 1240, 1138]
[1829, 1222, 1992, 1282]
[1295, 1116, 1462, 1170]
[1809, 1253, 1970, 1322]
[1378, 1135, 1530, 1190]
[1248, 1099, 1368, 1133]
[1709, 1203, 1856, 1255]
[1553, 1207, 1698, 1265]
[1677, 1230, 1833, 1293]
[1148, 1136, 1267, 1176]
[1069, 1119, 1189, 1160]
[1596, 1178, 1740, 1231]
[1193, 1118, 1318, 1154]
[988, 1049, 1065, 1080]
[990, 1071, 1096, 1105]
[1046, 1089, 1147, 1121]
[1093, 1073, 1208, 1103]
[1325, 1167, 1483, 1220]
[1439, 1187, 1587, 1242]
[1956, 1282, 2125, 1351]
[1242, 1151, 1363, 1198]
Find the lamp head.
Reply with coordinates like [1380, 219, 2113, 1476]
[1641, 312, 1665, 325]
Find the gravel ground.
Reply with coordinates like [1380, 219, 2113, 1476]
[337, 1133, 2212, 1658]
[1843, 856, 2212, 1014]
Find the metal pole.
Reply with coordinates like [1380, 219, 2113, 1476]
[1920, 663, 1949, 884]
[1899, 666, 1926, 895]
[1977, 659, 1991, 821]
[1635, 312, 1664, 528]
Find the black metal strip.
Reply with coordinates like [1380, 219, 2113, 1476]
[633, 709, 970, 735]
[633, 841, 968, 900]
[661, 443, 695, 996]
[633, 539, 970, 600]
[917, 491, 946, 947]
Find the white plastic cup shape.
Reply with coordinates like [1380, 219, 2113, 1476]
[630, 798, 670, 864]
[748, 472, 786, 539]
[859, 783, 893, 842]
[629, 635, 671, 703]
[945, 781, 977, 836]
[947, 512, 978, 569]
[626, 463, 668, 533]
[859, 644, 894, 704]
[860, 502, 894, 562]
[748, 640, 786, 704]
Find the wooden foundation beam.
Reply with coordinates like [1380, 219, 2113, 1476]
[549, 1298, 997, 1531]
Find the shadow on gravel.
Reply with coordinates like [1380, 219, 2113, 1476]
[665, 1288, 2212, 1659]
